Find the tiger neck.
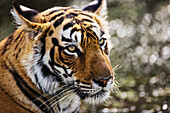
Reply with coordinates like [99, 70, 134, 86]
[0, 29, 46, 112]
[0, 29, 27, 59]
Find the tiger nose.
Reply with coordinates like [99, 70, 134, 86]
[93, 76, 113, 87]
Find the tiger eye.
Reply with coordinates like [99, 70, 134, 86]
[68, 45, 76, 52]
[99, 38, 104, 45]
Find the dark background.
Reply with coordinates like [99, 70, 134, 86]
[0, 0, 170, 113]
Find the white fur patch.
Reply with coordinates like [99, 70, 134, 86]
[11, 8, 25, 26]
[83, 78, 113, 105]
[58, 93, 80, 113]
[20, 5, 32, 11]
[21, 48, 60, 94]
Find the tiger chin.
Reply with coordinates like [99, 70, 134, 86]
[0, 0, 115, 113]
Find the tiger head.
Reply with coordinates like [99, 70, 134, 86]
[12, 0, 114, 104]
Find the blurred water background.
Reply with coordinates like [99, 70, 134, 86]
[0, 0, 169, 113]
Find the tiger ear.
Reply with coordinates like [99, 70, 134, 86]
[82, 0, 107, 18]
[11, 1, 38, 26]
[11, 1, 49, 30]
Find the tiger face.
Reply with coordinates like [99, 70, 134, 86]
[10, 0, 114, 111]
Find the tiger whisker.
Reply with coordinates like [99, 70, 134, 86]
[80, 88, 98, 91]
[50, 88, 77, 111]
[111, 80, 120, 93]
[33, 93, 50, 102]
[40, 85, 76, 111]
[51, 91, 74, 107]
[44, 91, 71, 112]
[50, 89, 74, 105]
[39, 86, 71, 109]
[33, 84, 68, 103]
[113, 64, 122, 71]
[41, 91, 70, 110]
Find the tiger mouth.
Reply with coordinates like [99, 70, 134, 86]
[72, 79, 113, 99]
[51, 82, 112, 102]
[75, 86, 108, 99]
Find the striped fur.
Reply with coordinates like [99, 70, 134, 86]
[0, 0, 114, 113]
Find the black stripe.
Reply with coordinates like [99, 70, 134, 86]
[63, 74, 68, 78]
[70, 13, 78, 17]
[49, 60, 64, 69]
[1, 34, 13, 55]
[62, 35, 72, 42]
[53, 68, 61, 74]
[53, 16, 64, 28]
[43, 19, 46, 23]
[57, 105, 61, 112]
[15, 48, 21, 59]
[49, 47, 64, 81]
[34, 73, 43, 91]
[81, 81, 91, 85]
[52, 38, 59, 46]
[3, 61, 54, 113]
[86, 32, 97, 43]
[80, 28, 84, 45]
[81, 19, 93, 23]
[70, 28, 77, 37]
[49, 30, 54, 36]
[72, 10, 81, 12]
[39, 28, 50, 61]
[89, 25, 97, 28]
[63, 21, 75, 31]
[48, 10, 61, 15]
[86, 27, 98, 41]
[66, 13, 78, 19]
[39, 35, 46, 60]
[15, 30, 23, 42]
[66, 14, 74, 18]
[47, 8, 70, 16]
[101, 30, 105, 36]
[14, 32, 24, 50]
[50, 46, 55, 62]
[49, 12, 64, 22]
[75, 35, 78, 42]
[79, 13, 93, 18]
[75, 80, 80, 83]
[67, 62, 76, 67]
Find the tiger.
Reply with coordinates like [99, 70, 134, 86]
[0, 0, 115, 113]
